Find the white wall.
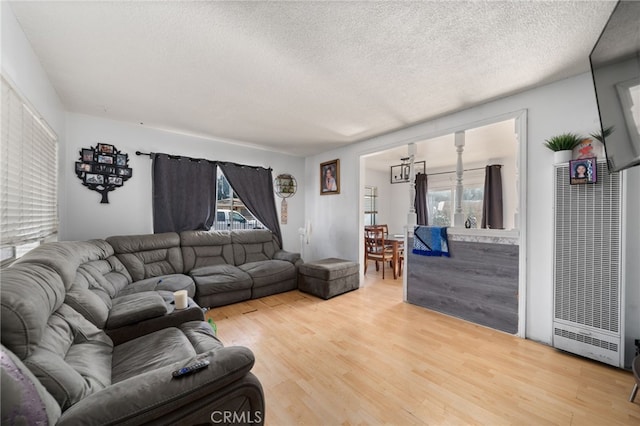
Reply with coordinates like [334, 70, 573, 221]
[1, 3, 65, 136]
[1, 3, 67, 235]
[304, 72, 640, 346]
[363, 168, 392, 229]
[62, 113, 305, 252]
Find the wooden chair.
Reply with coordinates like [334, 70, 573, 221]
[364, 226, 395, 279]
[397, 245, 405, 276]
[630, 355, 639, 402]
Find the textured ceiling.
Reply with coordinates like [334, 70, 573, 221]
[8, 1, 616, 157]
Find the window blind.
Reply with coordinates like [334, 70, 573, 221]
[1, 76, 58, 261]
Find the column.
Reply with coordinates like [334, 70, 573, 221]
[406, 143, 417, 233]
[454, 131, 465, 227]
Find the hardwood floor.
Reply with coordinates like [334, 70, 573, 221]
[206, 271, 639, 425]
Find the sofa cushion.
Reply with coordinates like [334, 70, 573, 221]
[117, 273, 196, 297]
[0, 263, 66, 359]
[24, 305, 113, 411]
[12, 240, 114, 290]
[106, 292, 168, 329]
[231, 229, 279, 265]
[1, 344, 61, 426]
[239, 260, 296, 288]
[180, 230, 235, 272]
[77, 256, 132, 299]
[190, 264, 253, 296]
[111, 322, 222, 383]
[111, 327, 196, 383]
[106, 233, 184, 281]
[66, 252, 132, 329]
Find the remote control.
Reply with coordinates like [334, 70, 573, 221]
[171, 360, 210, 378]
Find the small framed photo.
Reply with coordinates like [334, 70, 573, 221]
[76, 162, 92, 173]
[390, 161, 426, 184]
[117, 167, 132, 177]
[96, 164, 116, 175]
[320, 159, 340, 195]
[81, 149, 94, 162]
[97, 154, 114, 164]
[108, 176, 123, 186]
[570, 157, 597, 185]
[116, 154, 128, 166]
[85, 173, 104, 185]
[98, 143, 114, 154]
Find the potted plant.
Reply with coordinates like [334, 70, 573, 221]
[544, 132, 583, 164]
[590, 125, 614, 168]
[589, 125, 614, 145]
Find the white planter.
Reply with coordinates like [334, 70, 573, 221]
[554, 150, 573, 164]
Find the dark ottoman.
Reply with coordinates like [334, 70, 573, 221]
[298, 258, 359, 299]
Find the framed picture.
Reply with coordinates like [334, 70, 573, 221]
[85, 173, 104, 185]
[108, 176, 123, 186]
[320, 159, 340, 195]
[81, 149, 94, 162]
[390, 161, 426, 184]
[98, 143, 114, 154]
[95, 164, 116, 174]
[76, 162, 92, 173]
[116, 153, 128, 166]
[97, 154, 114, 164]
[117, 167, 132, 177]
[570, 157, 597, 185]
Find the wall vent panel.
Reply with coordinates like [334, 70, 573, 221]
[553, 161, 622, 367]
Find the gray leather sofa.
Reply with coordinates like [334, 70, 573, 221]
[0, 228, 299, 425]
[180, 229, 302, 307]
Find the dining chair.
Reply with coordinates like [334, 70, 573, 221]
[364, 226, 395, 279]
[397, 244, 405, 276]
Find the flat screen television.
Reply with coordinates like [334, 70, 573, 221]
[589, 0, 640, 172]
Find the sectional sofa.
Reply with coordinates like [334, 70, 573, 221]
[0, 229, 301, 425]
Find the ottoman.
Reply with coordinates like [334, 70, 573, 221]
[298, 258, 360, 300]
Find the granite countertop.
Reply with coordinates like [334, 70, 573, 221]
[446, 227, 519, 245]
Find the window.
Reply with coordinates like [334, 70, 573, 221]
[427, 169, 484, 226]
[214, 169, 262, 230]
[428, 189, 452, 226]
[1, 76, 58, 264]
[364, 186, 378, 226]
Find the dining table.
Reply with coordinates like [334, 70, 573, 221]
[385, 234, 405, 278]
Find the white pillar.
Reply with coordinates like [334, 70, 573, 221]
[454, 131, 465, 227]
[406, 143, 417, 233]
[513, 117, 520, 230]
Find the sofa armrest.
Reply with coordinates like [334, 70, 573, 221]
[56, 347, 264, 426]
[106, 292, 168, 329]
[106, 300, 204, 346]
[273, 250, 301, 265]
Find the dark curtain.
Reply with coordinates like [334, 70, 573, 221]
[481, 164, 503, 229]
[152, 153, 217, 233]
[414, 173, 429, 226]
[219, 163, 283, 248]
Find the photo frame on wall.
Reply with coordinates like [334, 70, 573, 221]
[569, 157, 597, 185]
[320, 159, 340, 195]
[82, 149, 94, 162]
[76, 143, 132, 203]
[390, 161, 426, 184]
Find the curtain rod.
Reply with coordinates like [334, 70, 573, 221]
[424, 166, 496, 177]
[135, 151, 271, 171]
